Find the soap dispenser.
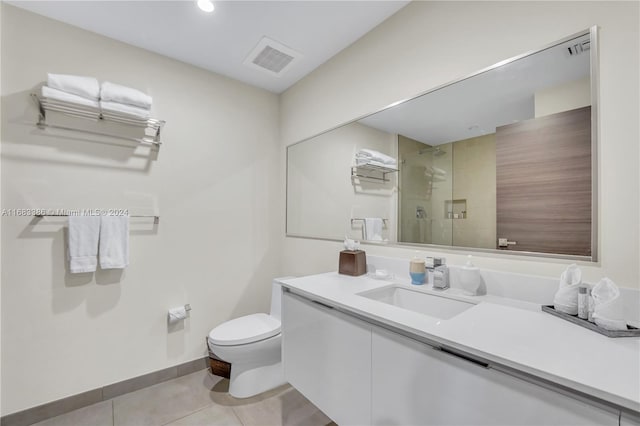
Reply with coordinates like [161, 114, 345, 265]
[460, 255, 481, 295]
[409, 253, 426, 285]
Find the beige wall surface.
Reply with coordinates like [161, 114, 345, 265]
[452, 134, 496, 249]
[280, 1, 640, 289]
[287, 122, 396, 241]
[1, 5, 280, 415]
[535, 77, 591, 117]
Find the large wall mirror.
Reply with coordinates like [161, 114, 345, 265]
[287, 28, 598, 261]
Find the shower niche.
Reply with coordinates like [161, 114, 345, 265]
[445, 199, 467, 220]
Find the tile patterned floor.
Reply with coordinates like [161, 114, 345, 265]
[31, 370, 333, 426]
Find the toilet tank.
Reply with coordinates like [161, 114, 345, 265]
[271, 277, 294, 320]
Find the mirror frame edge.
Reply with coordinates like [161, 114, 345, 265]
[285, 26, 600, 264]
[590, 25, 600, 263]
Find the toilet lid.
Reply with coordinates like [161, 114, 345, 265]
[208, 313, 281, 346]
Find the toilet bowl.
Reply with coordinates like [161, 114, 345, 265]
[207, 279, 290, 398]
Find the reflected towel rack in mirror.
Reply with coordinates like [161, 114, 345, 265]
[34, 213, 160, 225]
[351, 218, 388, 241]
[31, 94, 165, 146]
[350, 218, 388, 225]
[351, 163, 398, 182]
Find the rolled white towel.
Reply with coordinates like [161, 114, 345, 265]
[47, 73, 100, 100]
[356, 149, 396, 166]
[100, 101, 151, 120]
[101, 81, 152, 109]
[553, 264, 582, 315]
[41, 86, 100, 109]
[592, 278, 628, 331]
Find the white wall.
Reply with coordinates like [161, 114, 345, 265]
[1, 5, 281, 415]
[280, 1, 640, 289]
[287, 122, 396, 241]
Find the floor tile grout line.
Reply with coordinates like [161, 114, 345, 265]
[157, 401, 219, 426]
[230, 406, 246, 426]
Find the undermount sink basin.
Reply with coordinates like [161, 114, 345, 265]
[358, 285, 475, 320]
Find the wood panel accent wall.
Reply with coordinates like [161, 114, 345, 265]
[496, 106, 592, 256]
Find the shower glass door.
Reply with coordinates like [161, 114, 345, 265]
[398, 135, 453, 245]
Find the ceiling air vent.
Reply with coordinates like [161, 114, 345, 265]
[244, 37, 301, 77]
[567, 40, 590, 56]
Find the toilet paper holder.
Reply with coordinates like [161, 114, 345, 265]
[168, 304, 192, 323]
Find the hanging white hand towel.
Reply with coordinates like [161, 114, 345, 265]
[99, 215, 130, 269]
[364, 218, 384, 241]
[553, 264, 582, 315]
[101, 81, 153, 109]
[592, 278, 628, 331]
[47, 73, 100, 100]
[68, 215, 101, 273]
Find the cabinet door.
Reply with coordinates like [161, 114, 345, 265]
[622, 413, 640, 426]
[372, 328, 618, 426]
[282, 292, 372, 425]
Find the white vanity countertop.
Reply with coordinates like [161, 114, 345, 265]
[279, 272, 640, 413]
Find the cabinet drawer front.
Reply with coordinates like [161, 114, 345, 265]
[283, 292, 372, 426]
[372, 328, 619, 426]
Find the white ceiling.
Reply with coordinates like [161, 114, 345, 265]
[359, 34, 591, 145]
[7, 0, 409, 93]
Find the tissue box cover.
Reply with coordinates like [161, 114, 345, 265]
[339, 250, 366, 276]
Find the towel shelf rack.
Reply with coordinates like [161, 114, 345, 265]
[34, 213, 159, 225]
[350, 218, 388, 225]
[351, 163, 398, 182]
[31, 94, 165, 146]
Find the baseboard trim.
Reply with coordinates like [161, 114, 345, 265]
[1, 357, 210, 426]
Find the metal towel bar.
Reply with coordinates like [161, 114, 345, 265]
[34, 213, 159, 224]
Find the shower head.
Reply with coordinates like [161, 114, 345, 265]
[418, 146, 446, 156]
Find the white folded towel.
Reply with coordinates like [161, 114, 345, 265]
[101, 81, 152, 110]
[47, 73, 100, 100]
[427, 166, 447, 176]
[356, 149, 397, 166]
[355, 157, 398, 170]
[592, 278, 628, 331]
[100, 101, 150, 120]
[553, 264, 582, 315]
[68, 215, 101, 273]
[41, 86, 100, 109]
[364, 218, 384, 241]
[99, 215, 129, 270]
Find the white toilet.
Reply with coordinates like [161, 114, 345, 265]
[207, 279, 288, 398]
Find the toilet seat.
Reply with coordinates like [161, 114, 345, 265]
[208, 313, 281, 346]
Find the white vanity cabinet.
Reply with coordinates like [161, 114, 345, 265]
[371, 328, 619, 426]
[282, 292, 372, 425]
[622, 413, 640, 426]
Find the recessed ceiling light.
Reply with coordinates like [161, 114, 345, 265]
[197, 0, 215, 13]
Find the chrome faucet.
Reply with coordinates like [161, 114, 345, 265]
[426, 257, 449, 290]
